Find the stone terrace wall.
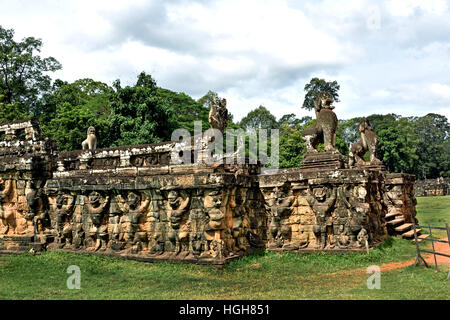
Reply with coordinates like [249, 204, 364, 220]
[259, 168, 387, 251]
[44, 149, 266, 264]
[0, 119, 419, 264]
[0, 120, 266, 265]
[415, 178, 449, 197]
[0, 118, 58, 236]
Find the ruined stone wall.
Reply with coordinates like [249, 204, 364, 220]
[0, 119, 419, 264]
[415, 178, 449, 197]
[0, 122, 266, 264]
[0, 118, 58, 236]
[259, 168, 387, 251]
[42, 155, 266, 264]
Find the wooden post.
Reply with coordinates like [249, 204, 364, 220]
[413, 223, 428, 268]
[428, 224, 438, 271]
[446, 223, 450, 250]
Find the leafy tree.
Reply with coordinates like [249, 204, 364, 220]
[197, 90, 217, 109]
[40, 78, 111, 127]
[239, 105, 279, 131]
[366, 113, 399, 131]
[157, 88, 209, 135]
[302, 78, 340, 111]
[438, 138, 450, 177]
[376, 117, 419, 174]
[43, 102, 109, 151]
[0, 25, 61, 116]
[278, 114, 312, 130]
[413, 113, 450, 178]
[107, 72, 175, 147]
[0, 94, 28, 123]
[335, 131, 349, 156]
[337, 118, 361, 145]
[40, 79, 112, 151]
[278, 121, 305, 168]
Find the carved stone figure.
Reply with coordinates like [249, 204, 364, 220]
[230, 188, 249, 252]
[85, 191, 109, 251]
[0, 179, 13, 234]
[25, 181, 49, 236]
[167, 190, 190, 254]
[302, 92, 338, 152]
[349, 118, 382, 167]
[82, 126, 97, 150]
[107, 196, 123, 251]
[51, 192, 75, 245]
[117, 191, 150, 252]
[203, 189, 226, 257]
[306, 185, 337, 248]
[208, 93, 228, 134]
[357, 228, 369, 248]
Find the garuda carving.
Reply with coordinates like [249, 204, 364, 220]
[306, 185, 337, 249]
[117, 191, 150, 252]
[85, 191, 109, 251]
[167, 190, 190, 254]
[0, 179, 13, 234]
[302, 92, 338, 152]
[51, 192, 75, 245]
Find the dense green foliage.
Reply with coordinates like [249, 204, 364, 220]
[239, 105, 279, 131]
[0, 26, 449, 177]
[337, 113, 450, 178]
[40, 79, 112, 151]
[157, 88, 209, 135]
[302, 77, 340, 111]
[0, 25, 61, 117]
[107, 72, 175, 147]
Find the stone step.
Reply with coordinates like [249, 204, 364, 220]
[387, 217, 405, 225]
[416, 234, 430, 243]
[385, 211, 401, 219]
[402, 229, 421, 238]
[395, 223, 413, 232]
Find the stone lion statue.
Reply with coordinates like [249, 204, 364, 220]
[348, 118, 382, 167]
[302, 92, 338, 152]
[208, 93, 228, 133]
[82, 126, 97, 150]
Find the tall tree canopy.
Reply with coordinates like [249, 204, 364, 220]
[239, 105, 279, 131]
[302, 78, 340, 111]
[414, 113, 450, 178]
[107, 72, 175, 147]
[157, 88, 209, 135]
[0, 25, 61, 116]
[40, 78, 112, 151]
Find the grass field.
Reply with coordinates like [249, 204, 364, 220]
[0, 196, 449, 300]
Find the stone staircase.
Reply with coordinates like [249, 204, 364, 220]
[385, 210, 429, 241]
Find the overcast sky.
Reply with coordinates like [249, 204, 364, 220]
[1, 0, 450, 122]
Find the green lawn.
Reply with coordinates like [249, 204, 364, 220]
[0, 196, 449, 300]
[415, 195, 450, 238]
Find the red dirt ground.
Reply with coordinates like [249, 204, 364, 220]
[351, 238, 450, 274]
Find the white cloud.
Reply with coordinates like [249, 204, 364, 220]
[0, 0, 449, 122]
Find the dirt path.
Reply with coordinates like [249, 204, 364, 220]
[375, 237, 450, 271]
[335, 238, 450, 276]
[423, 238, 450, 266]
